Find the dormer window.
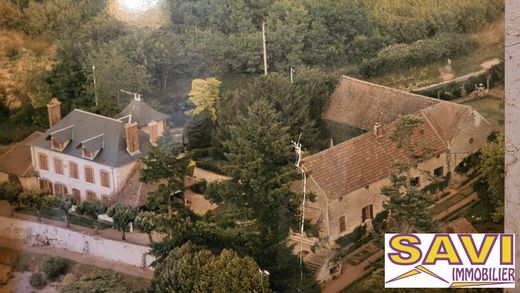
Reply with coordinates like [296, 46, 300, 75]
[51, 137, 66, 151]
[82, 148, 100, 160]
[79, 134, 104, 160]
[49, 125, 74, 151]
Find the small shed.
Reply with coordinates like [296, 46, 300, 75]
[0, 131, 42, 189]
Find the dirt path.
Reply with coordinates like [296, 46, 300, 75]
[415, 58, 500, 92]
[193, 167, 230, 183]
[0, 237, 154, 280]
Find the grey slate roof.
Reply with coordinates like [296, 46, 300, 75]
[80, 134, 105, 153]
[49, 125, 74, 144]
[114, 99, 169, 127]
[27, 109, 150, 168]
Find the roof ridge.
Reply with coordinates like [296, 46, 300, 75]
[50, 124, 74, 135]
[420, 110, 449, 150]
[74, 109, 124, 124]
[340, 75, 444, 104]
[303, 130, 374, 162]
[81, 133, 104, 144]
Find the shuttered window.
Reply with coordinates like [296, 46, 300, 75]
[39, 153, 48, 170]
[86, 190, 96, 201]
[69, 162, 79, 179]
[362, 204, 374, 222]
[54, 158, 63, 175]
[72, 188, 81, 204]
[100, 170, 110, 188]
[85, 166, 94, 184]
[339, 216, 346, 232]
[39, 179, 52, 192]
[54, 183, 67, 196]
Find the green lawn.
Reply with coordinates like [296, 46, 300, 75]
[462, 96, 504, 131]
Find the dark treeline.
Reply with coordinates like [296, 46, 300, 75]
[0, 0, 503, 110]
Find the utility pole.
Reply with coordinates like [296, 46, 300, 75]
[290, 67, 294, 83]
[262, 22, 268, 76]
[92, 65, 99, 106]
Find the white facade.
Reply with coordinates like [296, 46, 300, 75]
[30, 145, 136, 202]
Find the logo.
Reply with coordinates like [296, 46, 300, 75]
[385, 233, 515, 288]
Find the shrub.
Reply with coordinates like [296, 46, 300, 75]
[6, 46, 19, 61]
[190, 179, 208, 194]
[360, 33, 477, 78]
[195, 158, 227, 175]
[41, 257, 68, 280]
[336, 225, 367, 247]
[30, 272, 47, 289]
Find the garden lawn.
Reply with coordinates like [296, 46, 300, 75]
[462, 96, 504, 131]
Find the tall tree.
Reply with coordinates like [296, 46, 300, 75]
[86, 46, 152, 116]
[19, 190, 51, 222]
[378, 115, 437, 234]
[0, 182, 23, 216]
[134, 211, 159, 244]
[76, 200, 108, 234]
[187, 77, 221, 122]
[140, 142, 192, 236]
[150, 242, 271, 293]
[479, 131, 504, 222]
[217, 73, 321, 152]
[210, 98, 300, 243]
[107, 204, 137, 241]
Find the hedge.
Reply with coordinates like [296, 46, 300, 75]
[413, 61, 504, 100]
[360, 33, 478, 78]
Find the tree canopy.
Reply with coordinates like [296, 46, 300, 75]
[150, 242, 272, 293]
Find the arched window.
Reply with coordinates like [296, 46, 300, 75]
[86, 190, 96, 201]
[72, 188, 81, 205]
[38, 178, 52, 192]
[54, 183, 68, 196]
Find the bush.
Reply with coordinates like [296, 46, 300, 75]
[30, 272, 47, 289]
[6, 46, 19, 61]
[190, 179, 208, 194]
[41, 257, 68, 280]
[195, 158, 227, 175]
[360, 33, 477, 78]
[61, 270, 137, 293]
[336, 225, 367, 247]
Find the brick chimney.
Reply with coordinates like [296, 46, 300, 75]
[148, 120, 159, 145]
[124, 121, 140, 155]
[47, 97, 61, 127]
[373, 122, 383, 137]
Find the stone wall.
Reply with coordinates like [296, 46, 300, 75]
[0, 216, 154, 268]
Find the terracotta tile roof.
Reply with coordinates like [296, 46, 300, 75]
[112, 161, 201, 207]
[323, 76, 441, 129]
[0, 132, 42, 177]
[420, 102, 475, 141]
[302, 114, 447, 200]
